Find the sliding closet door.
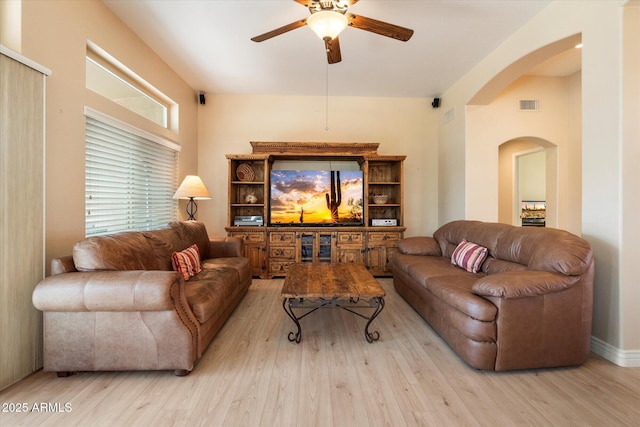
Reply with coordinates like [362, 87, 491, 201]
[0, 52, 46, 389]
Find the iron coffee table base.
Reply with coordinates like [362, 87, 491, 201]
[282, 296, 385, 343]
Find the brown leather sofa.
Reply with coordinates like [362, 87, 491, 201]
[32, 221, 251, 376]
[390, 220, 594, 371]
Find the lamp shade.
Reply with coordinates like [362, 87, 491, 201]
[307, 11, 348, 41]
[173, 175, 211, 200]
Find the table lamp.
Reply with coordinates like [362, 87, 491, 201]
[173, 175, 211, 220]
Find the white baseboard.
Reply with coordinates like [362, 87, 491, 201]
[591, 336, 640, 367]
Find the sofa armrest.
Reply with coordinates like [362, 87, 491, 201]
[208, 237, 243, 258]
[472, 270, 580, 299]
[397, 236, 442, 256]
[33, 270, 184, 312]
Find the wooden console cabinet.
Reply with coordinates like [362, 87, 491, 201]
[226, 142, 405, 278]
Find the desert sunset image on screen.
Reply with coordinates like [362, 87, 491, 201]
[270, 170, 363, 225]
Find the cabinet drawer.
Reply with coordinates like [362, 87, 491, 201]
[337, 232, 363, 244]
[368, 232, 402, 243]
[269, 231, 296, 244]
[230, 231, 265, 242]
[269, 246, 296, 260]
[269, 261, 293, 274]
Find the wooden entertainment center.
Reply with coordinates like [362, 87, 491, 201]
[226, 142, 406, 278]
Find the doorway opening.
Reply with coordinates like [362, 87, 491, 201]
[498, 138, 557, 228]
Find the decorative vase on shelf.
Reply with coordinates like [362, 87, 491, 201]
[373, 194, 388, 204]
[245, 194, 257, 204]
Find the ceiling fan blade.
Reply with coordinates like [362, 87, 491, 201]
[347, 14, 414, 42]
[325, 37, 342, 64]
[251, 19, 308, 42]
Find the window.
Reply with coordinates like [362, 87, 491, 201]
[85, 108, 180, 237]
[85, 42, 175, 129]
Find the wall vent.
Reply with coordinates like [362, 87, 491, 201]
[443, 107, 455, 123]
[519, 99, 540, 111]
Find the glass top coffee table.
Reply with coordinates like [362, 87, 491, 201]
[281, 262, 386, 343]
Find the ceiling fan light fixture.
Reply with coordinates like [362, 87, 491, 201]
[307, 11, 348, 41]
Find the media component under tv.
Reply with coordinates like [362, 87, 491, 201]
[270, 169, 364, 226]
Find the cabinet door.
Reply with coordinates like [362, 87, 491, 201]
[381, 243, 399, 274]
[298, 233, 315, 262]
[366, 244, 396, 276]
[229, 231, 266, 277]
[245, 244, 266, 278]
[297, 232, 335, 263]
[366, 232, 402, 276]
[337, 247, 364, 264]
[317, 233, 333, 262]
[366, 245, 383, 274]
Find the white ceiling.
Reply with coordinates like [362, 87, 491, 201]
[103, 0, 578, 99]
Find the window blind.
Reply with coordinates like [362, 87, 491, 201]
[85, 115, 178, 236]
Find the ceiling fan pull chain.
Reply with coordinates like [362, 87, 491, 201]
[325, 61, 330, 131]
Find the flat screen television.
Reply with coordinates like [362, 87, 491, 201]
[270, 169, 364, 226]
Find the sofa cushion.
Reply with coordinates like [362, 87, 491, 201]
[184, 268, 238, 324]
[170, 221, 210, 259]
[202, 257, 251, 286]
[172, 244, 202, 281]
[393, 255, 497, 322]
[434, 220, 510, 259]
[480, 257, 527, 274]
[143, 228, 184, 271]
[73, 232, 158, 271]
[451, 240, 488, 273]
[397, 254, 477, 282]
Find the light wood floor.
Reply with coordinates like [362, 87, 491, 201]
[1, 278, 639, 426]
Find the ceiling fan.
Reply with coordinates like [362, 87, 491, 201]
[251, 0, 414, 64]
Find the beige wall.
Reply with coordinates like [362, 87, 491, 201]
[17, 0, 199, 268]
[197, 94, 440, 237]
[440, 0, 640, 363]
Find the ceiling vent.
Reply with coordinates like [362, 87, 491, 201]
[519, 99, 540, 111]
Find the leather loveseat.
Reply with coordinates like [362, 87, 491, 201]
[390, 220, 594, 371]
[32, 221, 251, 376]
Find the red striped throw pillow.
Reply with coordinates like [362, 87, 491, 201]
[171, 244, 202, 280]
[451, 240, 488, 273]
